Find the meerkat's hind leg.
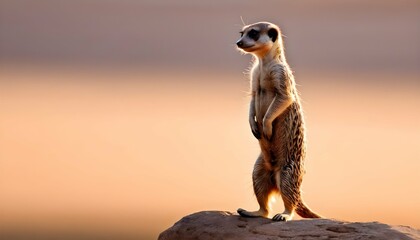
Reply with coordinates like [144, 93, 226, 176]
[272, 185, 295, 221]
[272, 168, 297, 222]
[238, 156, 276, 218]
[272, 198, 295, 221]
[237, 208, 268, 218]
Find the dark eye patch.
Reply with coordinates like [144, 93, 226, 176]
[239, 31, 244, 37]
[247, 29, 259, 41]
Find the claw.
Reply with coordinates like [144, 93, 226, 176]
[272, 213, 289, 222]
[252, 129, 261, 139]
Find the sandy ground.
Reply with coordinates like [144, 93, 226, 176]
[0, 67, 419, 239]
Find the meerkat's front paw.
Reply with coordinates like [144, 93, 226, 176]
[272, 213, 292, 222]
[249, 118, 261, 139]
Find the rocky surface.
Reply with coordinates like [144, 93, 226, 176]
[159, 211, 419, 240]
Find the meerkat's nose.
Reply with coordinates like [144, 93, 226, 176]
[236, 40, 243, 47]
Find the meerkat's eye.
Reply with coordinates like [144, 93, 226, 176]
[239, 31, 244, 37]
[247, 29, 259, 41]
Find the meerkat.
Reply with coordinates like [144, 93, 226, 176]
[236, 22, 321, 221]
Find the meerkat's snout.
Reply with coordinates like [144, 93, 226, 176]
[235, 28, 259, 51]
[236, 40, 244, 48]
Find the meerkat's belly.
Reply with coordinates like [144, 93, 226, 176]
[261, 109, 290, 169]
[255, 90, 290, 169]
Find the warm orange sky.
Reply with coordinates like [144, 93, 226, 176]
[0, 68, 419, 239]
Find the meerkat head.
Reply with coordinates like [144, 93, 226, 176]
[236, 22, 281, 59]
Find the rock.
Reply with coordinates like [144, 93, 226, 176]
[158, 211, 420, 240]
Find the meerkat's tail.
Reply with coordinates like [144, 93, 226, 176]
[295, 199, 322, 218]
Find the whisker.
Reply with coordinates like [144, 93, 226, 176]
[240, 16, 247, 26]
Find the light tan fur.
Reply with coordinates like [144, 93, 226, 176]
[236, 22, 321, 221]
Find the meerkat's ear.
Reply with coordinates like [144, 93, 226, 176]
[268, 28, 278, 42]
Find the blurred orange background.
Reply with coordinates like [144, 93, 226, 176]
[0, 1, 419, 239]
